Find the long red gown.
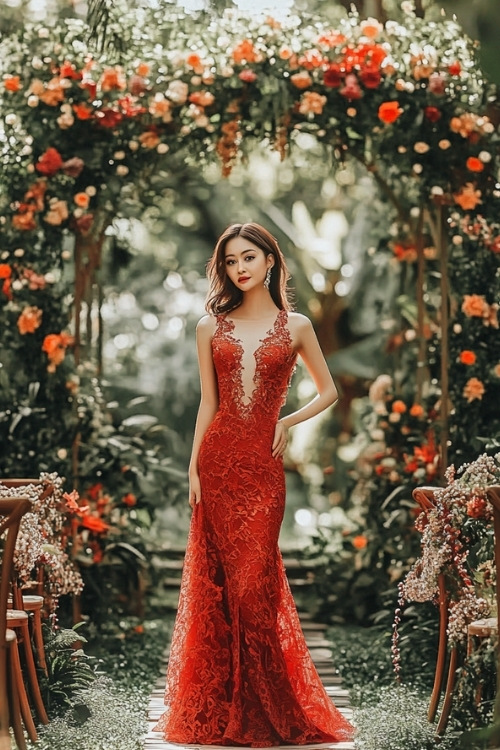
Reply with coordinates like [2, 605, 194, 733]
[154, 309, 354, 746]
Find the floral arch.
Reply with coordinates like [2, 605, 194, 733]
[0, 0, 499, 492]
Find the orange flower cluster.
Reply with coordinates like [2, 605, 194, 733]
[17, 306, 43, 335]
[41, 332, 74, 373]
[453, 183, 482, 211]
[12, 179, 47, 232]
[463, 377, 485, 403]
[29, 77, 65, 106]
[232, 39, 261, 65]
[352, 535, 368, 550]
[4, 75, 21, 92]
[298, 91, 327, 116]
[450, 112, 493, 139]
[461, 294, 499, 327]
[216, 119, 241, 176]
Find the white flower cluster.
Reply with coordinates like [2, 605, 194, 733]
[447, 590, 490, 645]
[0, 474, 83, 601]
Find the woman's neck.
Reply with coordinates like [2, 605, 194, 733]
[233, 288, 278, 319]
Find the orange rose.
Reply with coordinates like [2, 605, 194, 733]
[189, 90, 215, 107]
[352, 535, 368, 550]
[459, 350, 476, 365]
[73, 103, 93, 120]
[279, 46, 293, 60]
[290, 71, 313, 89]
[463, 377, 485, 403]
[409, 404, 424, 417]
[122, 493, 137, 507]
[44, 199, 69, 226]
[139, 130, 160, 149]
[25, 179, 47, 211]
[4, 75, 21, 92]
[298, 91, 327, 115]
[392, 399, 407, 414]
[74, 192, 90, 209]
[0, 264, 12, 280]
[494, 364, 500, 378]
[466, 157, 484, 172]
[42, 332, 74, 372]
[461, 294, 488, 318]
[136, 62, 150, 77]
[378, 101, 403, 124]
[100, 67, 126, 92]
[232, 40, 259, 65]
[186, 53, 203, 73]
[453, 183, 482, 211]
[149, 95, 172, 122]
[17, 306, 43, 335]
[39, 77, 65, 106]
[12, 210, 36, 231]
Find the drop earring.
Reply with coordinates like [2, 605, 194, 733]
[264, 267, 272, 290]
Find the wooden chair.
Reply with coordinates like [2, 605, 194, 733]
[412, 486, 459, 735]
[0, 479, 52, 674]
[0, 480, 52, 734]
[0, 495, 32, 750]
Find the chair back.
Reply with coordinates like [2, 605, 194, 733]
[0, 495, 31, 743]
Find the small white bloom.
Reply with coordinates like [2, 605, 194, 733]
[114, 150, 126, 160]
[61, 249, 71, 260]
[128, 140, 139, 151]
[44, 272, 55, 283]
[73, 208, 83, 218]
[116, 165, 129, 176]
[453, 323, 462, 334]
[38, 27, 49, 38]
[388, 412, 401, 423]
[57, 448, 67, 459]
[414, 141, 430, 154]
[478, 150, 492, 163]
[27, 95, 39, 107]
[483, 122, 494, 134]
[12, 280, 23, 291]
[14, 248, 24, 257]
[430, 185, 444, 196]
[31, 57, 44, 70]
[413, 163, 423, 174]
[439, 139, 451, 150]
[398, 145, 407, 153]
[85, 186, 97, 196]
[5, 114, 17, 126]
[157, 143, 169, 154]
[452, 235, 463, 245]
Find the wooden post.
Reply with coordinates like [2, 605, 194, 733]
[415, 204, 427, 404]
[437, 204, 449, 477]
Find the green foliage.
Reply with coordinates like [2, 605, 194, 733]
[353, 684, 458, 750]
[40, 622, 97, 716]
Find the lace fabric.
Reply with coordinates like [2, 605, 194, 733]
[154, 310, 354, 746]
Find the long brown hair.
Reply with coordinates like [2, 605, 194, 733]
[205, 222, 293, 314]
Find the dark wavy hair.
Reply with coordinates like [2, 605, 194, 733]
[205, 222, 293, 315]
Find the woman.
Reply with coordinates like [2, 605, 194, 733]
[154, 222, 354, 746]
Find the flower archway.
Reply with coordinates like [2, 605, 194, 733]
[0, 0, 499, 491]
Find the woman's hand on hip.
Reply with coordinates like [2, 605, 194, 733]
[189, 472, 201, 508]
[272, 420, 289, 459]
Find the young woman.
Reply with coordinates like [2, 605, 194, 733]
[154, 223, 354, 746]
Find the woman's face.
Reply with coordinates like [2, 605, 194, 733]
[224, 236, 274, 292]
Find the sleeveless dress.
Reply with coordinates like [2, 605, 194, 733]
[154, 309, 354, 746]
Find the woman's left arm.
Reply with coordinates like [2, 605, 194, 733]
[272, 315, 338, 458]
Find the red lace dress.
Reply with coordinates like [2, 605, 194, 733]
[154, 310, 354, 746]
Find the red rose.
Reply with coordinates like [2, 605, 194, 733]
[360, 67, 381, 89]
[35, 147, 64, 176]
[424, 106, 441, 122]
[323, 64, 343, 88]
[448, 61, 461, 76]
[95, 108, 123, 128]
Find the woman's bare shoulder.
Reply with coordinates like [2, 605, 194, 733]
[196, 314, 217, 336]
[287, 311, 313, 332]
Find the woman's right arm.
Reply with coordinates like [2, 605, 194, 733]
[188, 315, 218, 507]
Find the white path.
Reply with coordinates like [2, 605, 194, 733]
[143, 619, 355, 750]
